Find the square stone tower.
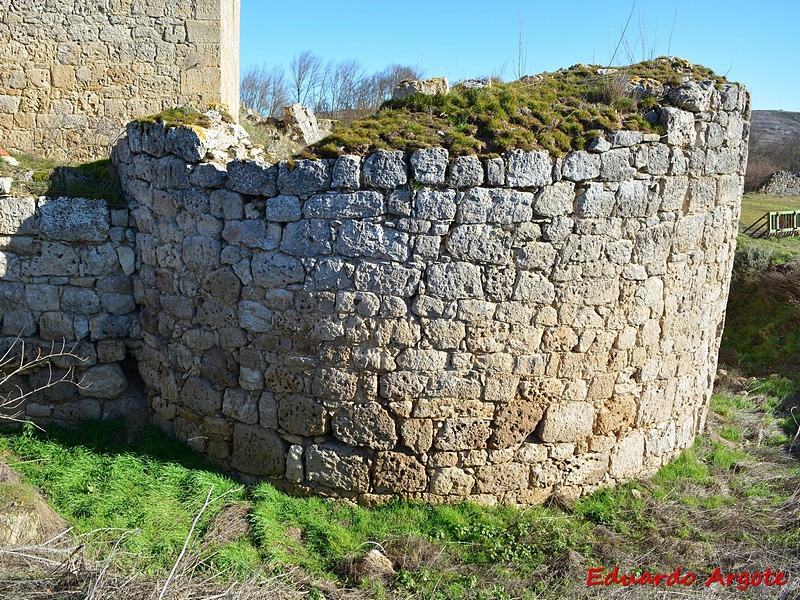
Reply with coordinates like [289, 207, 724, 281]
[0, 0, 241, 160]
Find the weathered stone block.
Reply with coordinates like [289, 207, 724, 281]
[79, 363, 127, 400]
[373, 452, 427, 493]
[434, 418, 490, 451]
[363, 150, 407, 189]
[331, 155, 361, 189]
[447, 155, 483, 188]
[306, 444, 371, 493]
[473, 463, 530, 493]
[227, 159, 278, 196]
[275, 394, 327, 436]
[333, 403, 397, 450]
[536, 402, 594, 442]
[232, 424, 287, 476]
[411, 148, 448, 184]
[505, 149, 553, 187]
[278, 159, 331, 195]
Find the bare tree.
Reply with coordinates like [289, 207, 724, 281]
[241, 64, 289, 118]
[0, 336, 87, 424]
[289, 51, 323, 106]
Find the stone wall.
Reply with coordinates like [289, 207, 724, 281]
[762, 171, 800, 196]
[111, 81, 750, 505]
[0, 0, 240, 160]
[0, 194, 141, 424]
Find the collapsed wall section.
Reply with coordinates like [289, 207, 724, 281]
[115, 82, 749, 504]
[0, 0, 240, 160]
[0, 195, 142, 423]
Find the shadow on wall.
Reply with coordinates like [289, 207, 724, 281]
[0, 192, 143, 427]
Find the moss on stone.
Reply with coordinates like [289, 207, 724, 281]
[308, 58, 726, 158]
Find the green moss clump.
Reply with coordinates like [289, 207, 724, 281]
[138, 104, 233, 129]
[308, 57, 728, 158]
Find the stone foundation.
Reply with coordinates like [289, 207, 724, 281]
[107, 81, 750, 504]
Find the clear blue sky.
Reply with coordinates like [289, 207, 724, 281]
[240, 0, 799, 111]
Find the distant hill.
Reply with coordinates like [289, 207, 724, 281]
[750, 110, 800, 145]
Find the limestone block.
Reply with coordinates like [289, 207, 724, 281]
[647, 144, 670, 176]
[660, 107, 696, 147]
[335, 220, 409, 262]
[37, 197, 109, 242]
[459, 188, 534, 225]
[490, 397, 546, 449]
[97, 339, 126, 363]
[447, 155, 483, 188]
[311, 366, 358, 401]
[305, 444, 371, 493]
[666, 80, 713, 112]
[227, 159, 278, 196]
[238, 300, 274, 332]
[251, 251, 305, 288]
[411, 148, 448, 184]
[600, 149, 636, 181]
[562, 151, 600, 181]
[512, 271, 555, 304]
[79, 363, 127, 400]
[39, 312, 74, 341]
[363, 150, 407, 189]
[0, 197, 36, 235]
[426, 262, 482, 300]
[276, 394, 328, 436]
[415, 188, 457, 221]
[0, 95, 22, 114]
[190, 162, 228, 188]
[183, 235, 220, 271]
[485, 157, 505, 186]
[180, 376, 222, 416]
[286, 445, 304, 483]
[278, 159, 331, 196]
[645, 422, 677, 456]
[1, 310, 36, 336]
[232, 424, 287, 477]
[532, 181, 574, 217]
[24, 284, 59, 312]
[434, 418, 490, 451]
[333, 403, 397, 450]
[223, 389, 259, 424]
[266, 195, 302, 222]
[541, 215, 573, 243]
[331, 155, 361, 189]
[304, 191, 384, 219]
[473, 463, 530, 493]
[222, 219, 280, 251]
[536, 402, 594, 442]
[429, 467, 475, 495]
[609, 430, 644, 479]
[400, 418, 433, 453]
[354, 262, 420, 297]
[153, 156, 191, 189]
[373, 452, 427, 493]
[379, 371, 425, 400]
[505, 149, 553, 187]
[98, 293, 135, 316]
[166, 126, 208, 162]
[280, 219, 331, 256]
[209, 189, 244, 220]
[447, 224, 510, 265]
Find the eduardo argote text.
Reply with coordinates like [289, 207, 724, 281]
[587, 566, 789, 591]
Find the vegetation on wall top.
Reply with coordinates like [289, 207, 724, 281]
[307, 57, 725, 158]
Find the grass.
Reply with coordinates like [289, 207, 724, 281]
[0, 154, 125, 207]
[137, 104, 233, 129]
[307, 58, 721, 158]
[739, 191, 800, 230]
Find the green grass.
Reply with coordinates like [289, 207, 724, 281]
[307, 58, 721, 158]
[739, 192, 800, 230]
[0, 154, 124, 207]
[137, 104, 233, 129]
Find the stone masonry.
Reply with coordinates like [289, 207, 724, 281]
[0, 194, 142, 423]
[102, 81, 750, 505]
[0, 0, 240, 160]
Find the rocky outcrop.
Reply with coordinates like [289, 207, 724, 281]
[109, 80, 749, 504]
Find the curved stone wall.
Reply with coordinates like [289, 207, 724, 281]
[114, 82, 749, 504]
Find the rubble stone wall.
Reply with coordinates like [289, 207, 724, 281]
[762, 171, 800, 196]
[0, 195, 142, 424]
[0, 0, 240, 160]
[112, 82, 750, 505]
